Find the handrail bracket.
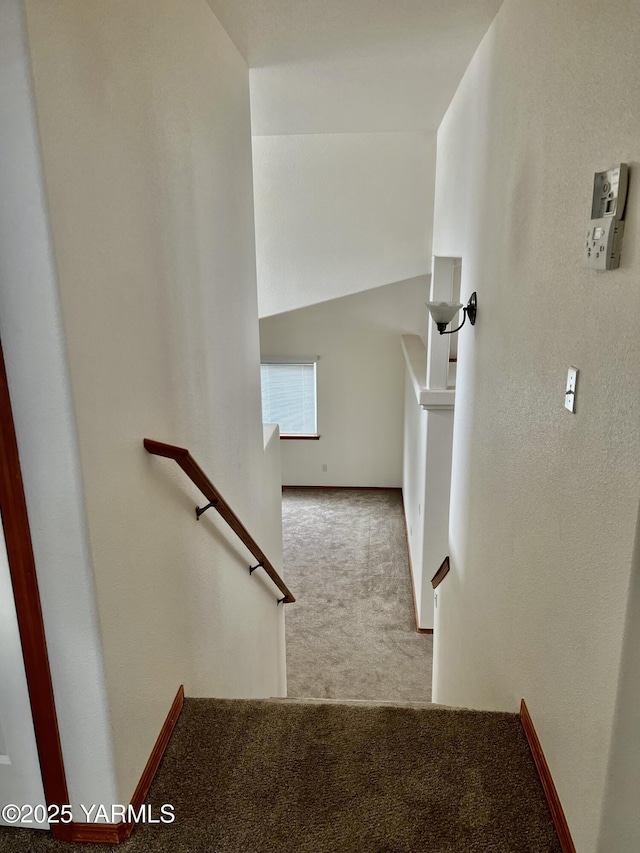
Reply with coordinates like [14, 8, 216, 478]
[249, 561, 264, 575]
[196, 500, 218, 520]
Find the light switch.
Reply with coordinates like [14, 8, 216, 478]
[565, 367, 578, 413]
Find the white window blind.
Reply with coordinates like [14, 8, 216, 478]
[260, 361, 317, 435]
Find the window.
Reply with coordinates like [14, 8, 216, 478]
[260, 357, 319, 438]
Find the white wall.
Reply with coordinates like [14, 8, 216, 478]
[430, 1, 640, 850]
[402, 367, 427, 620]
[596, 507, 640, 853]
[402, 335, 455, 631]
[24, 0, 286, 805]
[253, 132, 435, 317]
[259, 277, 428, 486]
[0, 0, 117, 813]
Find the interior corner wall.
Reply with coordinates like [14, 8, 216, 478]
[596, 505, 640, 853]
[260, 424, 287, 696]
[259, 278, 429, 487]
[253, 132, 435, 317]
[430, 1, 640, 851]
[402, 348, 455, 632]
[402, 368, 428, 621]
[0, 0, 117, 813]
[24, 0, 285, 805]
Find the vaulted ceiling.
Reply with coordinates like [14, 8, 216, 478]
[206, 0, 503, 135]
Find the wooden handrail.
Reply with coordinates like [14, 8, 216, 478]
[143, 438, 295, 604]
[431, 556, 450, 589]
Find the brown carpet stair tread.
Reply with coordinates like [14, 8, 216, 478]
[0, 697, 562, 852]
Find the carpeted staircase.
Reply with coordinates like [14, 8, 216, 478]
[1, 697, 562, 852]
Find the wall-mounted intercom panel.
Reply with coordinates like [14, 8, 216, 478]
[583, 163, 629, 271]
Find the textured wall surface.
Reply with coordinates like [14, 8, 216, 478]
[253, 133, 435, 317]
[0, 0, 117, 812]
[259, 278, 428, 486]
[431, 1, 640, 851]
[25, 0, 286, 804]
[596, 511, 640, 852]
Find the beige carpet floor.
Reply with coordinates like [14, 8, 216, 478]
[282, 488, 433, 702]
[0, 698, 562, 852]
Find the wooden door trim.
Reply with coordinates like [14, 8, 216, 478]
[0, 337, 69, 807]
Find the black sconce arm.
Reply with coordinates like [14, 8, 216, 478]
[435, 292, 477, 335]
[437, 309, 467, 335]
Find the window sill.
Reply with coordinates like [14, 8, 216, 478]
[280, 434, 321, 441]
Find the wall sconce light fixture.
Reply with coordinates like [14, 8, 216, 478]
[427, 292, 477, 335]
